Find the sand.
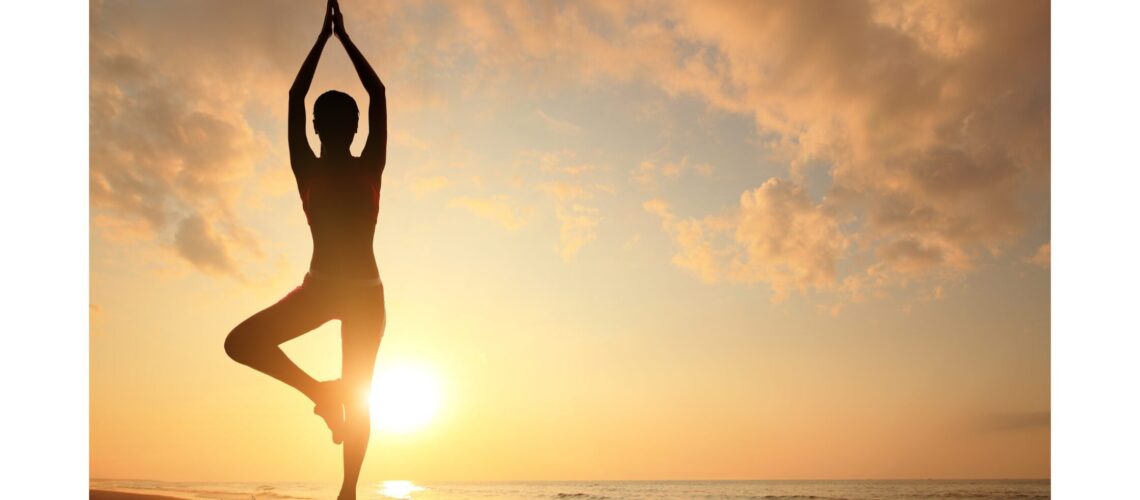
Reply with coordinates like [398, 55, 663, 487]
[90, 491, 187, 500]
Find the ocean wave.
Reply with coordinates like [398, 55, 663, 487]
[754, 496, 850, 500]
[553, 493, 609, 499]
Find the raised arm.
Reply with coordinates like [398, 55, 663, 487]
[332, 2, 387, 171]
[288, 1, 335, 175]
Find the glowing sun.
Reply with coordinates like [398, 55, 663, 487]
[369, 363, 443, 433]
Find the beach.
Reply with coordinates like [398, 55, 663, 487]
[89, 479, 1050, 499]
[91, 491, 185, 500]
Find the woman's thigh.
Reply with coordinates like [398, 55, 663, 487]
[232, 280, 337, 346]
[340, 284, 386, 392]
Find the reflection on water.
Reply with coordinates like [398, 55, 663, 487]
[378, 480, 426, 499]
[90, 479, 1049, 500]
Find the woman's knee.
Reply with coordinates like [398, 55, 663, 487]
[344, 404, 371, 431]
[224, 322, 258, 363]
[341, 381, 372, 416]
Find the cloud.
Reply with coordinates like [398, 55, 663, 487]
[1028, 242, 1050, 270]
[869, 0, 980, 58]
[731, 180, 849, 296]
[642, 198, 725, 284]
[538, 182, 591, 202]
[634, 160, 676, 186]
[633, 157, 711, 187]
[449, 196, 529, 230]
[519, 150, 597, 176]
[90, 1, 310, 277]
[90, 40, 264, 277]
[536, 109, 583, 134]
[419, 0, 1045, 296]
[624, 1, 1049, 301]
[556, 205, 600, 261]
[410, 175, 452, 195]
[91, 0, 1049, 296]
[524, 151, 606, 260]
[646, 178, 849, 300]
[448, 150, 602, 259]
[90, 0, 458, 277]
[173, 213, 239, 275]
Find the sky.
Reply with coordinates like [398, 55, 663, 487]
[90, 0, 1050, 483]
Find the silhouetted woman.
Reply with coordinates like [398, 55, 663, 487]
[224, 1, 386, 498]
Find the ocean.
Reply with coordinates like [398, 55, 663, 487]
[90, 479, 1050, 499]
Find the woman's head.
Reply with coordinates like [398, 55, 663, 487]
[313, 90, 358, 150]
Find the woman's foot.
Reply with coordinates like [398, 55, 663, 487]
[313, 380, 345, 444]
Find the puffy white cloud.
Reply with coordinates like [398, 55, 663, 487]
[173, 214, 239, 276]
[90, 29, 267, 277]
[731, 180, 850, 296]
[646, 178, 848, 300]
[433, 0, 1047, 298]
[632, 1, 1048, 300]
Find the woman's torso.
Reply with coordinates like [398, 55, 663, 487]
[298, 157, 381, 279]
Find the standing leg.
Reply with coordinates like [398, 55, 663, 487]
[224, 281, 344, 441]
[337, 284, 386, 500]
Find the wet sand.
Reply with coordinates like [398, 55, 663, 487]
[90, 490, 186, 500]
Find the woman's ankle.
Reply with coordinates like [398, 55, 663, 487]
[309, 378, 342, 404]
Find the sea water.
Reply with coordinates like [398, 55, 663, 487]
[90, 478, 1049, 499]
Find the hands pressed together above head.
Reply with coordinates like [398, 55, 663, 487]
[320, 0, 350, 41]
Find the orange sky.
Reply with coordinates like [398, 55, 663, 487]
[90, 0, 1050, 482]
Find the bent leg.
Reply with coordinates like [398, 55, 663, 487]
[224, 282, 335, 405]
[338, 285, 386, 500]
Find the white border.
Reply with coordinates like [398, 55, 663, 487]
[0, 1, 89, 498]
[4, 1, 1139, 497]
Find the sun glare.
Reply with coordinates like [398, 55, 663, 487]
[369, 363, 443, 433]
[377, 480, 426, 499]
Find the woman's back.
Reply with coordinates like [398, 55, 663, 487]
[298, 156, 381, 278]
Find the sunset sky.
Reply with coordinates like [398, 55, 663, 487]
[90, 0, 1050, 482]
